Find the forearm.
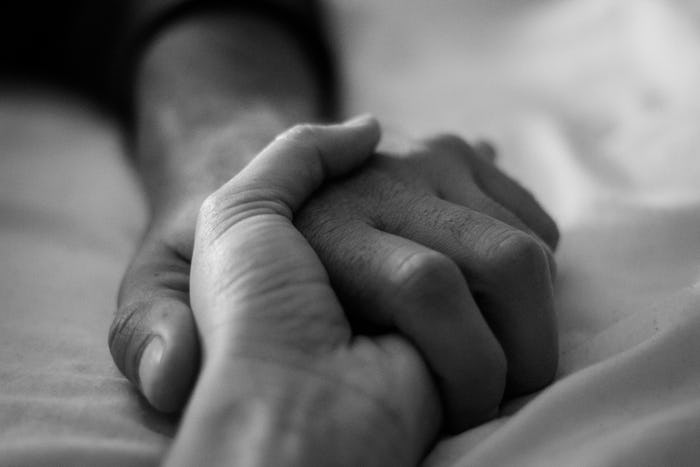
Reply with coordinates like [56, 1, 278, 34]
[108, 5, 335, 416]
[134, 11, 327, 217]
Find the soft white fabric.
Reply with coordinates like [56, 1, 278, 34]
[1, 0, 700, 465]
[0, 93, 171, 466]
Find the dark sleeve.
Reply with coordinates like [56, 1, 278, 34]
[111, 0, 337, 122]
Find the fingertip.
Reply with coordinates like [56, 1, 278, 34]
[139, 341, 200, 413]
[111, 299, 200, 414]
[474, 140, 498, 162]
[141, 310, 200, 413]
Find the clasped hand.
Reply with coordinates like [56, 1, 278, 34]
[112, 116, 559, 465]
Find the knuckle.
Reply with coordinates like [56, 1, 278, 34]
[198, 187, 258, 236]
[199, 189, 227, 224]
[392, 251, 462, 302]
[484, 230, 550, 284]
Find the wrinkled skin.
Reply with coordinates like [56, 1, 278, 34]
[165, 117, 442, 466]
[110, 119, 559, 434]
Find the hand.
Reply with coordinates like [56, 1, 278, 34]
[108, 112, 299, 412]
[108, 196, 199, 412]
[110, 122, 560, 433]
[108, 121, 272, 412]
[294, 133, 560, 431]
[107, 11, 325, 413]
[165, 116, 442, 467]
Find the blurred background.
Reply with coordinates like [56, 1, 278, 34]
[0, 3, 126, 111]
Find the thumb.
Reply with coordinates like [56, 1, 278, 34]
[191, 116, 381, 355]
[109, 235, 199, 413]
[216, 114, 380, 218]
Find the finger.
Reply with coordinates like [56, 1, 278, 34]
[469, 155, 560, 250]
[421, 137, 526, 233]
[191, 116, 380, 355]
[424, 134, 560, 250]
[109, 237, 199, 413]
[442, 181, 539, 239]
[473, 140, 497, 162]
[297, 217, 506, 431]
[215, 115, 380, 219]
[376, 196, 558, 396]
[438, 183, 557, 278]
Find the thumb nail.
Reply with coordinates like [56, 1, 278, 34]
[138, 336, 164, 394]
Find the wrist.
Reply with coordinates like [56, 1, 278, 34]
[166, 360, 327, 467]
[140, 107, 292, 216]
[133, 13, 326, 215]
[169, 355, 421, 467]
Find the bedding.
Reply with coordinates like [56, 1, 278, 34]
[2, 0, 700, 465]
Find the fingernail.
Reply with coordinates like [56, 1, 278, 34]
[138, 336, 164, 393]
[343, 113, 375, 127]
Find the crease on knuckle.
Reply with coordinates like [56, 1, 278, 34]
[199, 189, 229, 225]
[199, 187, 291, 243]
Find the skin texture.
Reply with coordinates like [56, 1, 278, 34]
[165, 117, 442, 467]
[108, 10, 561, 439]
[109, 12, 323, 412]
[295, 135, 559, 430]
